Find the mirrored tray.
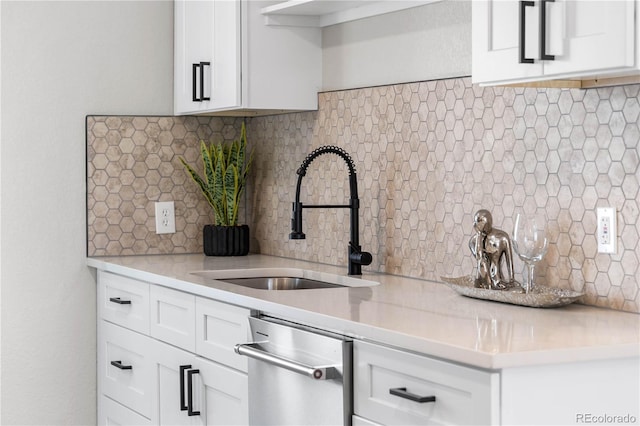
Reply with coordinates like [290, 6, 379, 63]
[441, 276, 584, 308]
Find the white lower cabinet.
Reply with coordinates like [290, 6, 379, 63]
[97, 271, 250, 426]
[354, 340, 639, 426]
[354, 341, 499, 426]
[152, 339, 248, 425]
[95, 269, 638, 426]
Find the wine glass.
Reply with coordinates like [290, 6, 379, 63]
[512, 212, 549, 293]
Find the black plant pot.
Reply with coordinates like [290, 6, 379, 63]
[203, 225, 250, 256]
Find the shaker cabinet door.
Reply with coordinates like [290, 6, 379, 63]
[152, 342, 202, 426]
[152, 340, 248, 426]
[193, 356, 249, 426]
[472, 0, 544, 83]
[174, 0, 240, 114]
[542, 0, 635, 77]
[473, 0, 637, 85]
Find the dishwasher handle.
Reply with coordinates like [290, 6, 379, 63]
[234, 342, 339, 380]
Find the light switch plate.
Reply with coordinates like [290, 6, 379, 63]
[155, 201, 176, 234]
[597, 207, 616, 254]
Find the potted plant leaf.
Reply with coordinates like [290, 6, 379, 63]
[179, 122, 253, 256]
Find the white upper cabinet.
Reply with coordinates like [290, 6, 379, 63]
[473, 0, 638, 86]
[174, 0, 321, 116]
[175, 0, 240, 114]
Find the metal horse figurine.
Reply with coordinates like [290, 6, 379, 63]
[469, 209, 517, 290]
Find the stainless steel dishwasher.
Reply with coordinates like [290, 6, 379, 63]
[235, 316, 353, 426]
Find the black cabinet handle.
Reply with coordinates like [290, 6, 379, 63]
[187, 369, 201, 416]
[179, 365, 192, 411]
[192, 61, 211, 102]
[200, 62, 210, 101]
[109, 297, 131, 305]
[539, 0, 555, 60]
[389, 387, 436, 403]
[110, 360, 132, 370]
[519, 1, 536, 64]
[192, 63, 200, 102]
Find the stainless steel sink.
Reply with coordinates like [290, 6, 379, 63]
[221, 276, 344, 290]
[190, 268, 379, 290]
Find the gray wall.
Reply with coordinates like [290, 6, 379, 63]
[322, 1, 471, 90]
[0, 1, 173, 423]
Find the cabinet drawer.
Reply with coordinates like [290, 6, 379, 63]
[98, 321, 153, 419]
[98, 271, 149, 334]
[354, 341, 498, 425]
[195, 297, 250, 372]
[98, 394, 151, 426]
[150, 285, 196, 352]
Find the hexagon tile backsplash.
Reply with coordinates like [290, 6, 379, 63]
[87, 116, 245, 256]
[87, 77, 640, 313]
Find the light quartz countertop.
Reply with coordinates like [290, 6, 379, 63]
[87, 253, 640, 370]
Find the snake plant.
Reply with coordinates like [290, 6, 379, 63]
[179, 122, 253, 227]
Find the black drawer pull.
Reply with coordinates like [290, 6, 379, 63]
[192, 61, 211, 102]
[109, 297, 131, 305]
[200, 62, 210, 101]
[187, 369, 201, 416]
[519, 0, 536, 64]
[179, 365, 192, 411]
[390, 387, 436, 403]
[539, 0, 555, 60]
[192, 63, 200, 102]
[110, 360, 133, 370]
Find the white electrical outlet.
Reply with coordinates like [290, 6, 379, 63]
[597, 207, 616, 254]
[155, 201, 176, 234]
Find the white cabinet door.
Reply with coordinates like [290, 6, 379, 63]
[152, 340, 249, 426]
[174, 0, 240, 114]
[472, 0, 544, 83]
[543, 0, 636, 76]
[195, 355, 249, 426]
[473, 0, 637, 85]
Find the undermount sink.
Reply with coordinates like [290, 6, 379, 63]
[217, 276, 343, 290]
[190, 268, 379, 290]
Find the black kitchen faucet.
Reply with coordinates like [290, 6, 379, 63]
[290, 146, 372, 276]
